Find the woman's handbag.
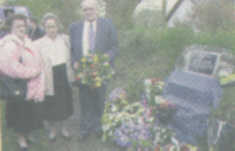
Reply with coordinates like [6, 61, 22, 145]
[0, 74, 27, 100]
[0, 38, 31, 101]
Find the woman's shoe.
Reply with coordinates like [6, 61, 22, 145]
[18, 136, 28, 151]
[48, 130, 57, 142]
[61, 128, 72, 141]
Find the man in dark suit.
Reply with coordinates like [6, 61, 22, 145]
[69, 0, 118, 139]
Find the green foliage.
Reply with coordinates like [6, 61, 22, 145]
[6, 0, 81, 30]
[213, 86, 235, 124]
[194, 31, 235, 51]
[6, 0, 140, 30]
[134, 10, 165, 28]
[104, 0, 139, 29]
[190, 0, 235, 33]
[111, 25, 195, 101]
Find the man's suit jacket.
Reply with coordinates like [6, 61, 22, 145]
[69, 18, 118, 66]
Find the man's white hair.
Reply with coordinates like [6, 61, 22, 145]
[81, 0, 99, 9]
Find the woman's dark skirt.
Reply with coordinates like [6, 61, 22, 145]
[42, 64, 73, 122]
[6, 98, 43, 134]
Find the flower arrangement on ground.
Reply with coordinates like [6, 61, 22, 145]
[102, 88, 173, 151]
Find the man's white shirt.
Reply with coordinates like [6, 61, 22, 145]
[82, 20, 97, 56]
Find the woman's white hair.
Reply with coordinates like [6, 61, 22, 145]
[41, 12, 63, 31]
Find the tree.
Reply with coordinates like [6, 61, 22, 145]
[190, 0, 235, 32]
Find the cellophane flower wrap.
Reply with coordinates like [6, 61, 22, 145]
[144, 78, 164, 107]
[144, 78, 177, 124]
[74, 53, 114, 88]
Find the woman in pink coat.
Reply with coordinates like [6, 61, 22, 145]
[0, 14, 45, 151]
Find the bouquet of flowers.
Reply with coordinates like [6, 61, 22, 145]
[74, 53, 114, 88]
[144, 78, 176, 124]
[144, 78, 164, 106]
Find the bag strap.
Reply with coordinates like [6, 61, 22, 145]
[12, 39, 34, 56]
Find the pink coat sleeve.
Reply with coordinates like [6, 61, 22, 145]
[0, 41, 40, 79]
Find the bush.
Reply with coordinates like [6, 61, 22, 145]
[133, 9, 165, 28]
[112, 25, 195, 101]
[194, 31, 235, 51]
[189, 0, 235, 33]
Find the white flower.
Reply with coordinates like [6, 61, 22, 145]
[111, 105, 118, 112]
[144, 79, 152, 87]
[154, 96, 166, 104]
[102, 125, 110, 131]
[148, 117, 154, 122]
[161, 129, 166, 133]
[108, 131, 113, 136]
[137, 117, 144, 125]
[218, 69, 231, 77]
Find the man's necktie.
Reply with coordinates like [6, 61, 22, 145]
[89, 22, 95, 53]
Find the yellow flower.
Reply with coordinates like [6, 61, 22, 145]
[95, 77, 102, 82]
[81, 79, 87, 84]
[81, 57, 87, 63]
[95, 81, 102, 87]
[93, 55, 99, 63]
[103, 53, 109, 59]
